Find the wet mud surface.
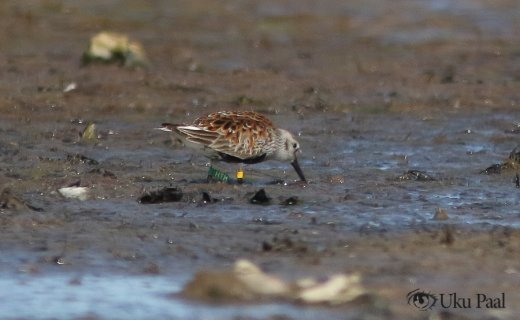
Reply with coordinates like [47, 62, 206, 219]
[1, 1, 519, 319]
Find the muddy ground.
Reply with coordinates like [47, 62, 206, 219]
[0, 1, 519, 319]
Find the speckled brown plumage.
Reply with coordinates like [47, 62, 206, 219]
[192, 111, 275, 158]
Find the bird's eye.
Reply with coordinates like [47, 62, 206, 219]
[292, 143, 298, 149]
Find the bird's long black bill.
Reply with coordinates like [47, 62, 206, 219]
[291, 158, 307, 182]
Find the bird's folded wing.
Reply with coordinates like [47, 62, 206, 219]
[176, 126, 220, 146]
[178, 125, 266, 160]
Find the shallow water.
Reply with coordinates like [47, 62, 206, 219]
[3, 110, 519, 318]
[1, 273, 349, 320]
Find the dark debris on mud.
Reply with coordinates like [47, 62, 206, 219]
[201, 191, 219, 204]
[138, 187, 183, 204]
[396, 170, 436, 181]
[280, 196, 299, 205]
[481, 147, 520, 175]
[250, 189, 271, 205]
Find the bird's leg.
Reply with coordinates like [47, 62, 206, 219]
[236, 164, 244, 184]
[206, 160, 214, 182]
